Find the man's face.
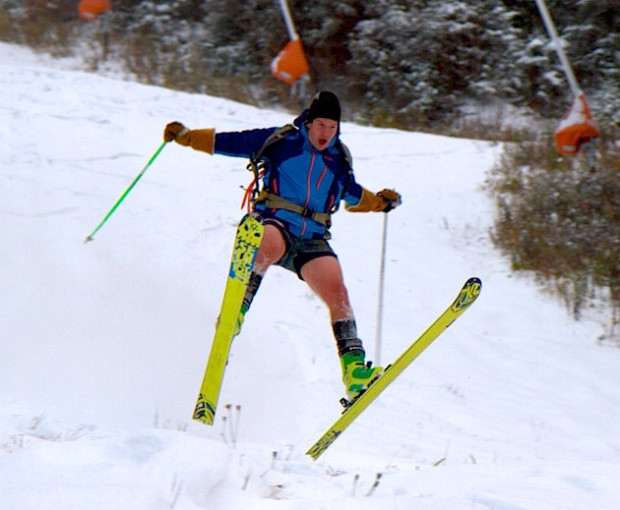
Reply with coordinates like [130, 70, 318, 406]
[307, 118, 338, 150]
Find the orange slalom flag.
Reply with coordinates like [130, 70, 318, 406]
[271, 39, 309, 85]
[78, 0, 112, 22]
[554, 93, 600, 156]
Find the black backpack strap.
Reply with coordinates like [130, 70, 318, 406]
[328, 140, 354, 214]
[336, 140, 352, 167]
[246, 124, 298, 208]
[252, 124, 298, 163]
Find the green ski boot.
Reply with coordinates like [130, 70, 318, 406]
[340, 350, 383, 401]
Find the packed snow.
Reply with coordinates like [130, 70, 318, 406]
[1, 42, 619, 509]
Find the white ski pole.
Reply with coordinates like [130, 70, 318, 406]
[374, 212, 389, 365]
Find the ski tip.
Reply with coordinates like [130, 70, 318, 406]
[464, 277, 482, 294]
[467, 276, 482, 286]
[452, 277, 482, 312]
[84, 236, 94, 244]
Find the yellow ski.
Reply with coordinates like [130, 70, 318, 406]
[193, 214, 264, 425]
[307, 277, 481, 460]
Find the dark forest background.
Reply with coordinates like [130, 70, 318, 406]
[2, 1, 619, 131]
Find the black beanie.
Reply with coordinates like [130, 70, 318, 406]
[306, 91, 341, 123]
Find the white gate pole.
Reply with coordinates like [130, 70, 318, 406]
[533, 0, 581, 96]
[278, 0, 299, 40]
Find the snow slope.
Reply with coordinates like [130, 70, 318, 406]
[1, 42, 620, 509]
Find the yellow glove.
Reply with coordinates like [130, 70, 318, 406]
[346, 188, 402, 213]
[163, 122, 215, 154]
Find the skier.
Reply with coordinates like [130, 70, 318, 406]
[164, 91, 401, 401]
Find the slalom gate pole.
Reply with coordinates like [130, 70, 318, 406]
[374, 212, 389, 365]
[278, 0, 299, 40]
[84, 141, 168, 243]
[533, 0, 581, 97]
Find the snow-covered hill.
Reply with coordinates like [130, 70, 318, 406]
[1, 42, 619, 509]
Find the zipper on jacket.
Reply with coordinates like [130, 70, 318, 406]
[300, 148, 318, 236]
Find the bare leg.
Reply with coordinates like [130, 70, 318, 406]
[254, 224, 287, 275]
[301, 255, 382, 399]
[300, 255, 354, 323]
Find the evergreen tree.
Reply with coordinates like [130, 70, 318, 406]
[2, 0, 619, 126]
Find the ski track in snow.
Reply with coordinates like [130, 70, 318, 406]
[1, 42, 620, 509]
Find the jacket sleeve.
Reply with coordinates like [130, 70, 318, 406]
[214, 128, 277, 158]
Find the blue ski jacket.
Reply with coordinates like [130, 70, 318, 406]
[213, 110, 364, 239]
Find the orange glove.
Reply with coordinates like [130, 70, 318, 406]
[377, 189, 402, 212]
[163, 121, 188, 142]
[346, 188, 402, 212]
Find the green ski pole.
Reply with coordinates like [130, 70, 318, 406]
[84, 141, 168, 243]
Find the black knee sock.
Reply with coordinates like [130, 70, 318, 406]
[242, 272, 263, 314]
[332, 319, 364, 357]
